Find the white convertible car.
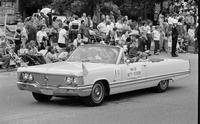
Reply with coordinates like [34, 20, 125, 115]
[16, 45, 190, 106]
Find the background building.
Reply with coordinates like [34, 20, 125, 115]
[0, 0, 20, 24]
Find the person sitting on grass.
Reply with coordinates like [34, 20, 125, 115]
[22, 41, 46, 66]
[45, 46, 59, 63]
[18, 44, 28, 56]
[73, 33, 84, 48]
[58, 46, 71, 61]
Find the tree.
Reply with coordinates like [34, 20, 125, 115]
[50, 0, 165, 21]
[20, 0, 52, 8]
[19, 0, 53, 19]
[51, 0, 74, 15]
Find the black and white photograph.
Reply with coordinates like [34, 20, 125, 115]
[0, 0, 198, 123]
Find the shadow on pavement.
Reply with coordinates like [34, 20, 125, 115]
[30, 86, 184, 107]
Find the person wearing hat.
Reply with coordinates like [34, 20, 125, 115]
[171, 20, 179, 57]
[126, 33, 146, 62]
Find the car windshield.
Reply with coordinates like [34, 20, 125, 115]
[67, 45, 120, 64]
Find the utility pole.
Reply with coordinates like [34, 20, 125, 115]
[4, 12, 7, 38]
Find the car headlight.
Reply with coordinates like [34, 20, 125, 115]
[64, 76, 84, 86]
[21, 73, 34, 81]
[28, 74, 34, 81]
[24, 73, 29, 80]
[65, 77, 74, 84]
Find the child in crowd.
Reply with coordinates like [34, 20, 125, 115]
[27, 40, 38, 55]
[177, 37, 186, 53]
[159, 28, 165, 52]
[36, 24, 48, 50]
[167, 34, 172, 54]
[152, 26, 161, 55]
[73, 33, 84, 48]
[18, 44, 28, 56]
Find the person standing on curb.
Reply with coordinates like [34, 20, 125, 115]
[13, 29, 22, 55]
[171, 20, 179, 57]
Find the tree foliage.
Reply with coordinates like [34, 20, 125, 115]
[20, 0, 52, 8]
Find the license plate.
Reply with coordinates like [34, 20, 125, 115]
[40, 89, 53, 95]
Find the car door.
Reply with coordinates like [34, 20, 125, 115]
[125, 61, 147, 81]
[113, 53, 127, 82]
[113, 64, 126, 82]
[111, 55, 148, 95]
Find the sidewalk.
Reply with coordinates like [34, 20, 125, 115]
[148, 51, 198, 60]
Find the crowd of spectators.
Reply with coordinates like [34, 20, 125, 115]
[0, 0, 198, 69]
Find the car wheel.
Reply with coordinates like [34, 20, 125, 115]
[83, 82, 105, 106]
[32, 92, 52, 102]
[155, 80, 169, 92]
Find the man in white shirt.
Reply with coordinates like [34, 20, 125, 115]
[36, 25, 48, 50]
[106, 21, 115, 35]
[58, 26, 69, 48]
[97, 21, 107, 34]
[97, 20, 113, 39]
[168, 15, 174, 25]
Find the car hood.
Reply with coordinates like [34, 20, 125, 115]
[17, 61, 114, 76]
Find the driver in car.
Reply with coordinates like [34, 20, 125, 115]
[125, 34, 147, 62]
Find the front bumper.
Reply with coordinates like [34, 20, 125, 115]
[16, 82, 92, 97]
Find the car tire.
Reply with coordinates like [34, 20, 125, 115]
[32, 92, 52, 102]
[155, 80, 169, 92]
[83, 82, 105, 106]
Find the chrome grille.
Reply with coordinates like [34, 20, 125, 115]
[32, 73, 65, 87]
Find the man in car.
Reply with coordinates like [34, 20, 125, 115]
[126, 32, 147, 62]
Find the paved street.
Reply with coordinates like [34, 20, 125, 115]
[0, 53, 198, 124]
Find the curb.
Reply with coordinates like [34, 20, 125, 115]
[0, 68, 17, 73]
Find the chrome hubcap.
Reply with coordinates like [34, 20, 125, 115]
[160, 80, 168, 90]
[92, 84, 103, 103]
